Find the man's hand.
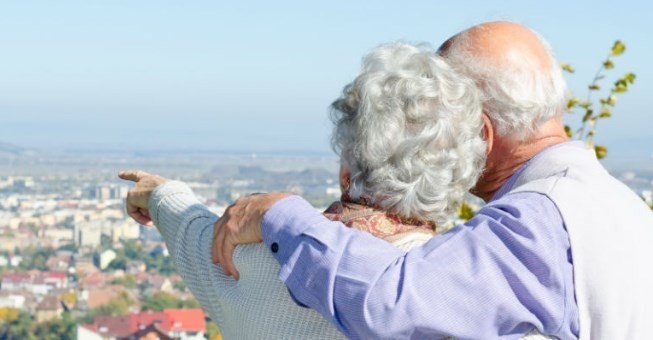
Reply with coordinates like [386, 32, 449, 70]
[118, 170, 170, 226]
[212, 192, 291, 280]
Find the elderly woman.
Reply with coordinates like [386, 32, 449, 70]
[120, 42, 486, 339]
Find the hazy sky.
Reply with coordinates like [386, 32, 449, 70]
[1, 1, 651, 160]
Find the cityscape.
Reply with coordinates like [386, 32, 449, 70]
[0, 144, 344, 340]
[0, 143, 651, 339]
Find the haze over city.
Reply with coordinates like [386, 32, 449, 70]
[0, 0, 651, 166]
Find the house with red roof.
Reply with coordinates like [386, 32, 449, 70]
[0, 271, 67, 295]
[0, 272, 31, 290]
[81, 308, 206, 340]
[161, 309, 206, 340]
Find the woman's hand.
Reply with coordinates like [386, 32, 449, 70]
[118, 170, 170, 226]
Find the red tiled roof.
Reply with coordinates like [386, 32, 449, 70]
[45, 271, 67, 279]
[1, 272, 31, 283]
[133, 310, 167, 331]
[85, 309, 205, 337]
[36, 295, 61, 311]
[162, 309, 205, 331]
[85, 315, 135, 338]
[79, 272, 106, 288]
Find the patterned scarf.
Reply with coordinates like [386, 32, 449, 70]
[323, 200, 436, 243]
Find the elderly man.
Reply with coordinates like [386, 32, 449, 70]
[208, 21, 653, 339]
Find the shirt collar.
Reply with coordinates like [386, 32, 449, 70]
[489, 140, 585, 202]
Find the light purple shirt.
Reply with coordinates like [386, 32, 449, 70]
[261, 169, 580, 338]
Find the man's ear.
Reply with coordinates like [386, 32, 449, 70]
[481, 113, 494, 156]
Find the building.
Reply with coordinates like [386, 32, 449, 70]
[46, 251, 74, 272]
[74, 220, 102, 248]
[120, 323, 173, 340]
[0, 271, 67, 296]
[35, 294, 63, 323]
[161, 309, 206, 340]
[81, 309, 206, 340]
[99, 249, 117, 270]
[0, 292, 26, 309]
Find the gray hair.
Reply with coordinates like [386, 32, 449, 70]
[331, 42, 486, 225]
[440, 25, 567, 140]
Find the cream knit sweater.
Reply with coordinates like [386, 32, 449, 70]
[149, 181, 556, 339]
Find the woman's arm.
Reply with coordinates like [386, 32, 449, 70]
[148, 181, 344, 339]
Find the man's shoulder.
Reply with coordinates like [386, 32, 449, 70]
[478, 191, 564, 232]
[484, 191, 558, 213]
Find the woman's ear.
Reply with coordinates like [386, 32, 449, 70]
[339, 165, 351, 192]
[481, 113, 494, 156]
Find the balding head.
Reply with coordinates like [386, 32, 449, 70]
[452, 22, 552, 70]
[439, 21, 567, 140]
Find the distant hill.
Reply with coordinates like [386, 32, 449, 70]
[0, 142, 35, 157]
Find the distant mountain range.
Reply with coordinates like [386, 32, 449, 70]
[0, 142, 35, 156]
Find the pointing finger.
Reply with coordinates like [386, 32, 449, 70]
[118, 170, 151, 182]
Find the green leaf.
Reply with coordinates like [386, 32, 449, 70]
[599, 107, 612, 118]
[611, 40, 626, 56]
[606, 95, 617, 106]
[564, 125, 572, 138]
[595, 145, 608, 159]
[624, 72, 636, 84]
[613, 79, 628, 93]
[589, 83, 601, 90]
[567, 97, 580, 109]
[579, 101, 592, 109]
[613, 84, 628, 93]
[603, 59, 614, 69]
[582, 109, 593, 122]
[561, 63, 575, 73]
[457, 201, 475, 221]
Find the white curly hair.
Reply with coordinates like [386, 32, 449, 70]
[331, 42, 487, 226]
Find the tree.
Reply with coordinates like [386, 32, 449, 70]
[106, 256, 127, 271]
[141, 292, 201, 311]
[111, 274, 137, 288]
[56, 243, 77, 253]
[0, 311, 35, 340]
[78, 292, 132, 324]
[32, 313, 76, 340]
[144, 252, 176, 275]
[173, 280, 187, 292]
[17, 246, 55, 271]
[60, 291, 77, 308]
[142, 292, 179, 311]
[562, 40, 636, 159]
[0, 308, 20, 322]
[205, 320, 223, 340]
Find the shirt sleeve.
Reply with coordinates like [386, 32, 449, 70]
[261, 193, 577, 339]
[147, 182, 348, 339]
[148, 181, 228, 322]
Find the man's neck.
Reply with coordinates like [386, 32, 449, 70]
[473, 118, 568, 202]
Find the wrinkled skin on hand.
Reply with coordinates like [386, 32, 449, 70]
[118, 170, 169, 226]
[212, 192, 291, 280]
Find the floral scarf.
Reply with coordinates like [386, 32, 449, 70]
[323, 200, 436, 243]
